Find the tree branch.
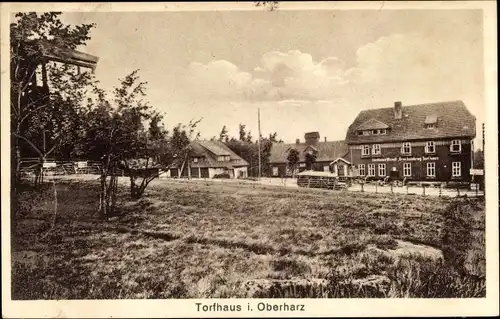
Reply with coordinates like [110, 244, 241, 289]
[11, 132, 43, 157]
[19, 102, 51, 124]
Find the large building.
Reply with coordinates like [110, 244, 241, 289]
[345, 100, 476, 183]
[269, 132, 350, 177]
[170, 140, 249, 179]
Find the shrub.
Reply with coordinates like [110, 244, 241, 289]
[213, 173, 231, 179]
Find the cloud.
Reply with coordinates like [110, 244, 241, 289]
[171, 59, 276, 102]
[168, 32, 482, 112]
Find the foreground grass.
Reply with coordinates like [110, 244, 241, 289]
[11, 178, 485, 299]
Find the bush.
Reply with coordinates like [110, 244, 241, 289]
[213, 173, 231, 179]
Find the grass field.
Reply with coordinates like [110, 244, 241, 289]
[11, 178, 485, 299]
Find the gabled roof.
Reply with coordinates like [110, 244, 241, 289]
[197, 140, 232, 156]
[356, 118, 390, 131]
[330, 157, 351, 165]
[346, 100, 476, 144]
[187, 140, 249, 168]
[270, 140, 348, 164]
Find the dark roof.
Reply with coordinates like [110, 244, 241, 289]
[38, 39, 99, 71]
[356, 118, 390, 130]
[345, 100, 476, 144]
[197, 140, 232, 156]
[187, 140, 249, 168]
[269, 140, 348, 164]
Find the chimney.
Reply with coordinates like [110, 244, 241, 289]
[324, 137, 327, 142]
[394, 101, 402, 119]
[295, 138, 300, 144]
[304, 132, 320, 145]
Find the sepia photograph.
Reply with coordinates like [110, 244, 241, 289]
[1, 1, 498, 318]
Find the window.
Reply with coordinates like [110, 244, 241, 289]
[368, 164, 376, 177]
[378, 164, 386, 177]
[362, 145, 370, 156]
[357, 131, 363, 136]
[323, 165, 330, 172]
[452, 162, 461, 177]
[358, 164, 365, 176]
[403, 163, 412, 177]
[380, 129, 387, 135]
[450, 140, 461, 153]
[427, 162, 436, 177]
[372, 144, 381, 155]
[372, 129, 379, 135]
[217, 155, 231, 162]
[425, 141, 435, 154]
[362, 130, 371, 136]
[425, 123, 436, 129]
[272, 167, 279, 176]
[299, 163, 306, 168]
[401, 142, 412, 155]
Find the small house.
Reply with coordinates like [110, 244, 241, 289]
[269, 132, 351, 177]
[169, 140, 249, 179]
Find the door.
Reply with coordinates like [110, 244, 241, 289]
[389, 166, 399, 180]
[338, 164, 345, 176]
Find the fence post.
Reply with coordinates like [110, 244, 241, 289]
[390, 183, 394, 194]
[375, 182, 378, 194]
[361, 183, 364, 192]
[422, 185, 426, 196]
[475, 183, 478, 197]
[457, 187, 460, 197]
[439, 184, 442, 197]
[406, 184, 409, 194]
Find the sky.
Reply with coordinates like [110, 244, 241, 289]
[61, 9, 485, 144]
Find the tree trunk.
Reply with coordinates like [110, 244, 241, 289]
[99, 174, 107, 219]
[130, 175, 140, 200]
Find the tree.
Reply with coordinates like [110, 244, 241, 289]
[168, 120, 202, 180]
[473, 149, 484, 169]
[80, 70, 160, 216]
[218, 125, 229, 142]
[10, 12, 95, 187]
[304, 152, 317, 171]
[286, 148, 300, 177]
[238, 124, 247, 141]
[223, 125, 282, 177]
[260, 132, 281, 176]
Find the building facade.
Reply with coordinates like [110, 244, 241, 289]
[345, 101, 476, 183]
[269, 132, 351, 177]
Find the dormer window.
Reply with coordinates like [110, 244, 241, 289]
[450, 140, 461, 153]
[425, 114, 438, 129]
[401, 142, 412, 155]
[357, 131, 363, 136]
[217, 155, 231, 162]
[193, 157, 199, 163]
[380, 129, 387, 135]
[362, 130, 371, 136]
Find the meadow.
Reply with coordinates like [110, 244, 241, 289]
[11, 178, 485, 299]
